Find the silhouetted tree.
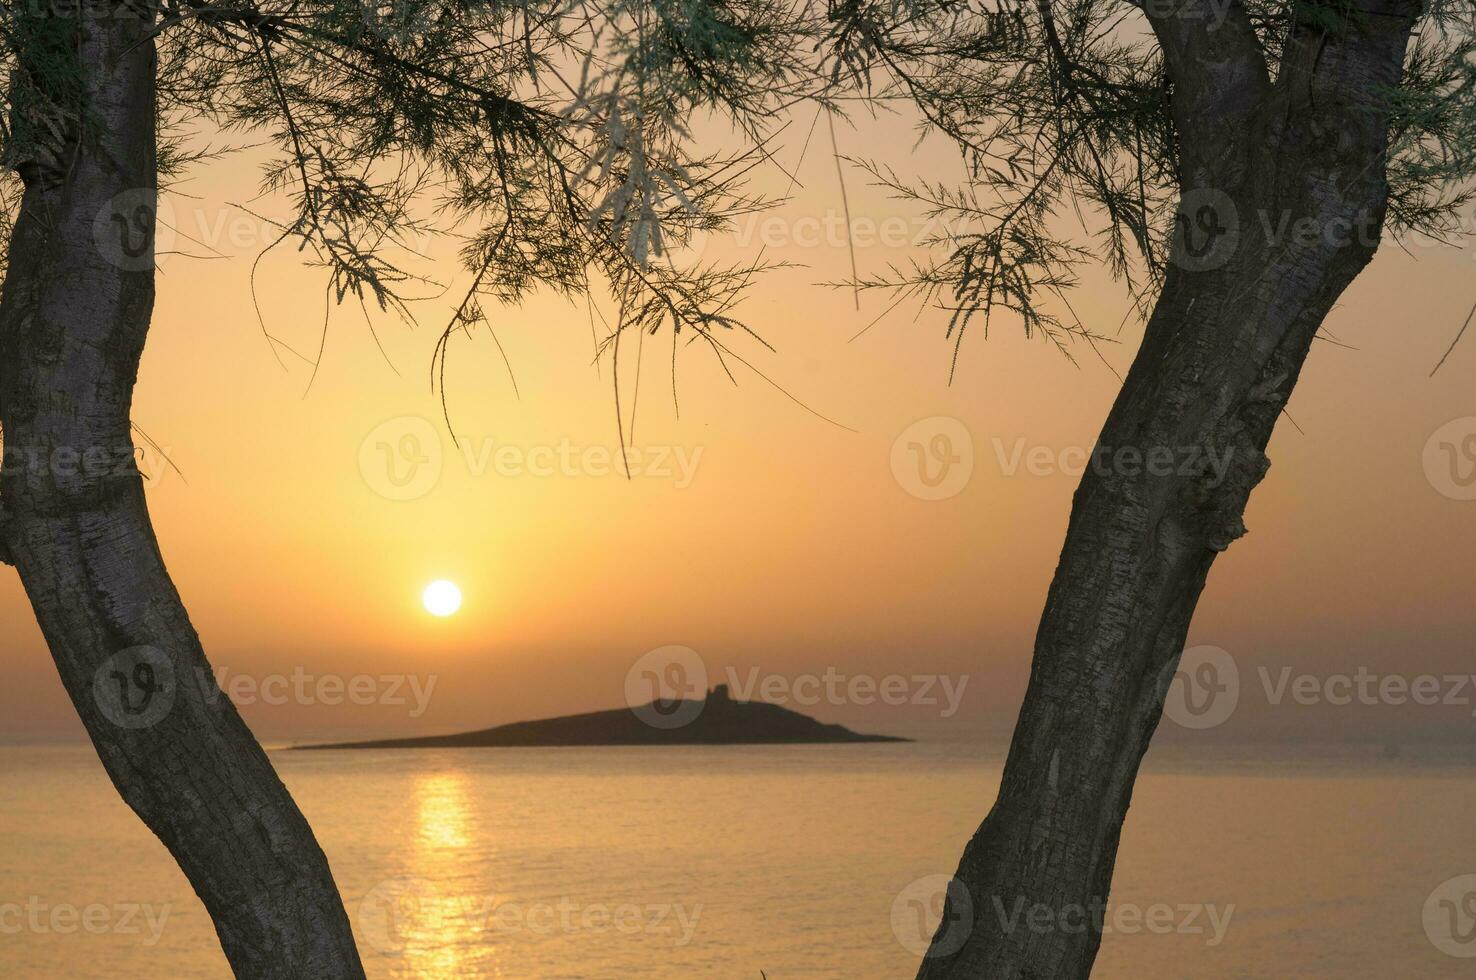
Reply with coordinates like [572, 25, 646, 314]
[0, 1, 818, 974]
[823, 0, 1474, 975]
[3, 0, 1473, 977]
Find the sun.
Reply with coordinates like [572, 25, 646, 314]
[422, 580, 463, 617]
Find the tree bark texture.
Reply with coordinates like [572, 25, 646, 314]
[0, 4, 366, 976]
[916, 2, 1421, 976]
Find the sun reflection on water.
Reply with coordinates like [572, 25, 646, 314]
[416, 771, 473, 852]
[371, 769, 502, 978]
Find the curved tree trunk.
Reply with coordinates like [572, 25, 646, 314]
[0, 4, 365, 976]
[917, 3, 1419, 977]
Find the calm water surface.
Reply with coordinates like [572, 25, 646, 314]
[2, 743, 1473, 978]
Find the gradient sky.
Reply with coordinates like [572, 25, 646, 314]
[1, 108, 1472, 746]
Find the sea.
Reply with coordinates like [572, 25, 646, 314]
[2, 742, 1474, 978]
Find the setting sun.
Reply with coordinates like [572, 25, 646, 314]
[5, 2, 1475, 976]
[422, 580, 463, 618]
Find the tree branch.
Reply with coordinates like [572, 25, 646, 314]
[1130, 0, 1271, 181]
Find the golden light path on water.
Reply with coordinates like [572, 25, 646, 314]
[416, 771, 482, 978]
[393, 771, 493, 978]
[5, 745, 1476, 976]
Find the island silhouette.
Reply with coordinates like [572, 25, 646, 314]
[297, 684, 910, 749]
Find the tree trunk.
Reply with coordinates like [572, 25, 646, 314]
[916, 4, 1419, 977]
[0, 4, 365, 977]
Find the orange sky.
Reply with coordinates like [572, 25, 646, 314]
[1, 109, 1472, 745]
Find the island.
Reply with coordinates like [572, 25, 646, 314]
[295, 684, 911, 749]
